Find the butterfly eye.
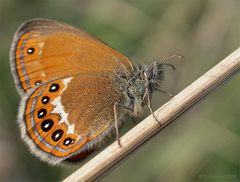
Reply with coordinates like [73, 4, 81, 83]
[41, 119, 54, 132]
[41, 96, 50, 104]
[63, 138, 75, 146]
[37, 108, 47, 118]
[49, 83, 60, 92]
[27, 47, 35, 54]
[51, 129, 64, 142]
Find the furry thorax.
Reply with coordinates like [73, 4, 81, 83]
[115, 61, 165, 116]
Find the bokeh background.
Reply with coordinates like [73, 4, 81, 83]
[0, 0, 240, 181]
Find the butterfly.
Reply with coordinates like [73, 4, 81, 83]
[10, 18, 177, 166]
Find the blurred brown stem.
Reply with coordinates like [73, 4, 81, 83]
[63, 47, 240, 182]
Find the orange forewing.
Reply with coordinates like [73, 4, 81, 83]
[11, 19, 133, 94]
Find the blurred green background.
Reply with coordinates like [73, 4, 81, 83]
[0, 0, 239, 181]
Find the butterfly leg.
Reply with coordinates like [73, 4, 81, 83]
[145, 87, 162, 127]
[114, 103, 122, 147]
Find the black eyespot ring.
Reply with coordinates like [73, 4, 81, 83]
[27, 48, 35, 54]
[41, 96, 50, 104]
[35, 80, 42, 86]
[37, 109, 47, 118]
[63, 138, 75, 146]
[49, 83, 60, 92]
[51, 129, 64, 142]
[41, 119, 54, 132]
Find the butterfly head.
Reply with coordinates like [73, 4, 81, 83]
[117, 61, 165, 116]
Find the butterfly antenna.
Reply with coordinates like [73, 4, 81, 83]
[158, 54, 183, 62]
[156, 54, 183, 70]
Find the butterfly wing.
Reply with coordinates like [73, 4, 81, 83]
[10, 18, 133, 95]
[12, 19, 132, 165]
[20, 72, 121, 165]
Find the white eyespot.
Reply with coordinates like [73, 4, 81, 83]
[35, 80, 42, 86]
[44, 123, 50, 128]
[65, 140, 70, 145]
[41, 96, 50, 104]
[27, 48, 35, 54]
[49, 84, 59, 92]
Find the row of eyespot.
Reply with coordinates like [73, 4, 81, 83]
[27, 48, 74, 146]
[27, 47, 75, 146]
[27, 48, 40, 86]
[37, 83, 75, 147]
[27, 48, 44, 87]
